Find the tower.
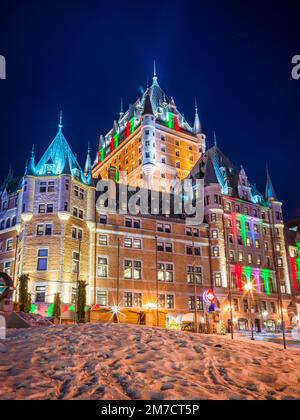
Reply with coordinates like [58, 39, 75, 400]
[141, 91, 156, 189]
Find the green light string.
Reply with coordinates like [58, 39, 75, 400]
[240, 215, 248, 247]
[167, 112, 175, 129]
[47, 303, 54, 317]
[100, 148, 106, 162]
[262, 269, 271, 295]
[69, 305, 75, 312]
[296, 258, 300, 280]
[243, 266, 253, 284]
[130, 118, 135, 134]
[115, 170, 120, 183]
[30, 304, 37, 314]
[114, 133, 120, 149]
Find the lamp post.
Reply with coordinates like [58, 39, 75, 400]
[244, 282, 255, 341]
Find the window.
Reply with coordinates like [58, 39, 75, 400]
[158, 294, 166, 308]
[45, 224, 52, 236]
[167, 295, 175, 309]
[186, 228, 193, 236]
[97, 290, 108, 307]
[99, 235, 108, 246]
[71, 287, 77, 304]
[243, 299, 249, 312]
[214, 273, 222, 287]
[6, 239, 13, 252]
[157, 263, 174, 283]
[187, 266, 202, 284]
[74, 186, 79, 197]
[277, 258, 283, 268]
[188, 296, 204, 311]
[165, 243, 173, 253]
[264, 242, 269, 251]
[35, 286, 46, 303]
[133, 239, 141, 249]
[248, 254, 253, 264]
[65, 180, 69, 191]
[4, 261, 11, 275]
[72, 227, 83, 240]
[211, 213, 217, 222]
[176, 161, 181, 169]
[238, 252, 243, 262]
[37, 249, 48, 271]
[124, 292, 142, 308]
[246, 238, 251, 247]
[213, 247, 220, 257]
[78, 210, 84, 220]
[124, 260, 142, 280]
[37, 224, 44, 236]
[39, 204, 46, 214]
[72, 252, 80, 273]
[47, 204, 54, 213]
[233, 299, 239, 312]
[79, 189, 84, 200]
[229, 235, 234, 244]
[270, 302, 276, 314]
[40, 182, 47, 193]
[257, 255, 262, 266]
[100, 214, 107, 224]
[48, 182, 55, 193]
[211, 230, 218, 239]
[98, 257, 108, 278]
[276, 243, 281, 252]
[255, 240, 260, 249]
[229, 251, 235, 262]
[124, 238, 133, 248]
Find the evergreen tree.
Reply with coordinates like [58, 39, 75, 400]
[53, 293, 61, 319]
[18, 274, 30, 313]
[77, 281, 87, 323]
[25, 293, 32, 314]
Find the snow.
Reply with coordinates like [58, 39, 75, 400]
[0, 323, 299, 400]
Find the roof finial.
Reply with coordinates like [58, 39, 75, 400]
[58, 110, 63, 130]
[31, 144, 35, 157]
[153, 60, 158, 83]
[119, 97, 124, 118]
[195, 98, 198, 112]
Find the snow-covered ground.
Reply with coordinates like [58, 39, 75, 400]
[0, 323, 300, 400]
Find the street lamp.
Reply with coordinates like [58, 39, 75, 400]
[244, 283, 255, 341]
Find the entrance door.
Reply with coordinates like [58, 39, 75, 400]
[255, 319, 261, 333]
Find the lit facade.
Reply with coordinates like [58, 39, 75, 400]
[0, 71, 296, 331]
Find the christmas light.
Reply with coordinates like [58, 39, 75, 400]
[234, 265, 243, 291]
[291, 257, 298, 290]
[174, 115, 180, 131]
[100, 148, 106, 162]
[125, 120, 131, 138]
[47, 304, 54, 317]
[240, 214, 248, 246]
[262, 269, 271, 295]
[114, 133, 120, 149]
[167, 112, 175, 129]
[243, 266, 253, 284]
[254, 268, 262, 294]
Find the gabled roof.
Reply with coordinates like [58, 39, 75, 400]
[190, 145, 265, 205]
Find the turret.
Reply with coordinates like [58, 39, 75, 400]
[141, 91, 156, 189]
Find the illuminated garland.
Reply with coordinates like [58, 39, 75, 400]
[243, 266, 253, 284]
[115, 170, 120, 183]
[254, 268, 262, 294]
[234, 265, 243, 291]
[240, 215, 248, 246]
[99, 148, 106, 162]
[167, 112, 175, 129]
[291, 257, 298, 290]
[261, 269, 271, 296]
[174, 115, 180, 131]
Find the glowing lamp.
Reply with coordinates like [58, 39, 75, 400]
[244, 283, 253, 292]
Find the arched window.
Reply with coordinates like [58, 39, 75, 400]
[0, 220, 4, 230]
[12, 217, 16, 226]
[6, 219, 11, 229]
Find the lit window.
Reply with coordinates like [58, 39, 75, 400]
[35, 286, 46, 303]
[97, 290, 108, 307]
[4, 261, 11, 275]
[6, 239, 13, 252]
[72, 252, 80, 273]
[97, 257, 108, 278]
[99, 235, 108, 246]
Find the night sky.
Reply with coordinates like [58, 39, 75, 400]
[0, 0, 299, 219]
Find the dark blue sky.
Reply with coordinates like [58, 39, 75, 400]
[0, 0, 299, 219]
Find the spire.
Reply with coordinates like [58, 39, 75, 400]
[143, 91, 154, 116]
[26, 144, 36, 176]
[214, 131, 217, 147]
[119, 98, 124, 119]
[84, 143, 92, 175]
[193, 99, 202, 135]
[58, 110, 63, 131]
[265, 165, 278, 202]
[152, 60, 158, 84]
